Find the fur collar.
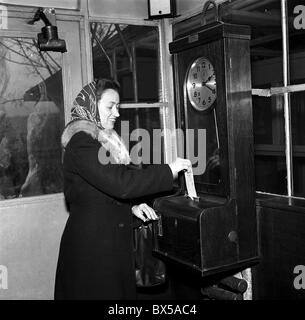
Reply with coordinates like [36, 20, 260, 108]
[61, 119, 131, 165]
[61, 119, 99, 148]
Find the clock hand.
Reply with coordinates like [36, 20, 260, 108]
[204, 83, 216, 93]
[201, 75, 214, 86]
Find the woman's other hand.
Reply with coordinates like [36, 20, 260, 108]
[131, 203, 158, 222]
[168, 157, 192, 179]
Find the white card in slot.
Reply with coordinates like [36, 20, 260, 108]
[184, 166, 198, 200]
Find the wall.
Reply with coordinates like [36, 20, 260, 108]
[1, 0, 227, 21]
[1, 0, 152, 20]
[1, 0, 228, 19]
[0, 195, 68, 299]
[175, 0, 227, 19]
[88, 0, 222, 20]
[88, 0, 147, 19]
[0, 0, 78, 9]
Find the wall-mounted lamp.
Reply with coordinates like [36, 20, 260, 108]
[147, 0, 177, 19]
[28, 8, 67, 53]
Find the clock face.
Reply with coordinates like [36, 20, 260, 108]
[186, 57, 216, 111]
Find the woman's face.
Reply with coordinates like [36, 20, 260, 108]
[97, 89, 120, 130]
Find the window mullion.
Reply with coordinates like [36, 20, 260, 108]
[281, 0, 293, 196]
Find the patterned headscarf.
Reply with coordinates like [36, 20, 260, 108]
[71, 81, 101, 125]
[69, 80, 130, 165]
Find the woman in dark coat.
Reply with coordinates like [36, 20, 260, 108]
[54, 79, 190, 300]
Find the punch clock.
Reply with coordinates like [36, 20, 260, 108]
[186, 56, 216, 111]
[153, 21, 259, 278]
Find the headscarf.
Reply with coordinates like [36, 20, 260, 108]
[71, 81, 100, 125]
[69, 80, 130, 165]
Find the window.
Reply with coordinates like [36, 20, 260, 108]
[91, 23, 160, 103]
[288, 0, 305, 197]
[90, 22, 166, 165]
[0, 35, 64, 200]
[221, 0, 305, 197]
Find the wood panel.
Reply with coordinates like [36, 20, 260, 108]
[225, 36, 258, 260]
[253, 199, 305, 300]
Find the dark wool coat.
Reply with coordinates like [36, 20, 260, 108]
[54, 122, 174, 300]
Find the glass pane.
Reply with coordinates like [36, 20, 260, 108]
[254, 155, 287, 195]
[252, 93, 286, 194]
[221, 0, 286, 194]
[222, 0, 283, 87]
[291, 89, 305, 146]
[288, 1, 305, 196]
[288, 0, 305, 85]
[0, 37, 64, 200]
[90, 22, 160, 103]
[291, 90, 305, 197]
[253, 95, 285, 145]
[115, 108, 164, 165]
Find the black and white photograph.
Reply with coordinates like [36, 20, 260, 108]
[0, 0, 304, 306]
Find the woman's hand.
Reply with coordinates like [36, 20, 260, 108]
[131, 203, 159, 222]
[168, 157, 192, 179]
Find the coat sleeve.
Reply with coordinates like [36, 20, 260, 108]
[65, 131, 174, 200]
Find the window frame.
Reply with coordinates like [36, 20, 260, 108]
[251, 0, 305, 198]
[0, 29, 66, 204]
[86, 15, 177, 164]
[0, 5, 85, 205]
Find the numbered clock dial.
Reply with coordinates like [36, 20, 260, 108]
[186, 57, 216, 111]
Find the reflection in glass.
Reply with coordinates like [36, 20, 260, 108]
[0, 37, 64, 200]
[288, 0, 305, 85]
[115, 108, 163, 165]
[189, 108, 220, 188]
[221, 0, 283, 87]
[291, 90, 305, 197]
[90, 23, 160, 103]
[253, 94, 285, 145]
[221, 0, 287, 194]
[255, 155, 287, 195]
[252, 93, 286, 194]
[288, 0, 305, 196]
